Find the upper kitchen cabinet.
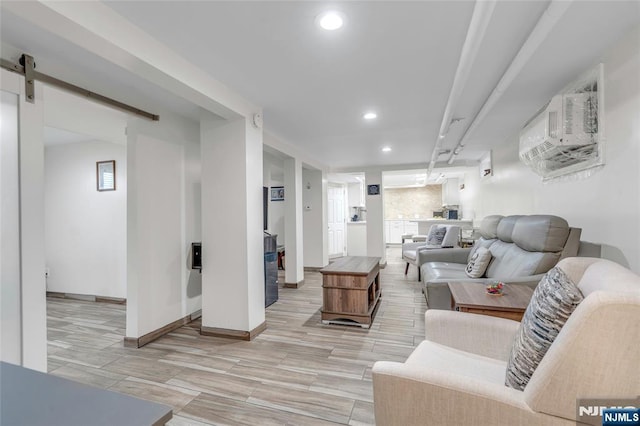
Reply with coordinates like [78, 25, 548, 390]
[348, 181, 365, 207]
[442, 178, 460, 206]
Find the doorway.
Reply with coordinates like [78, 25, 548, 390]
[43, 126, 127, 303]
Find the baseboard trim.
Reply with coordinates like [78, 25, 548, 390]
[284, 280, 304, 289]
[46, 291, 126, 305]
[124, 312, 197, 348]
[200, 321, 267, 341]
[303, 267, 323, 272]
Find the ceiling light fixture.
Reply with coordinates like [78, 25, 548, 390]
[317, 11, 345, 31]
[382, 146, 392, 152]
[363, 112, 377, 120]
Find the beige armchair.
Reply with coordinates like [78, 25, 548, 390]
[372, 257, 640, 426]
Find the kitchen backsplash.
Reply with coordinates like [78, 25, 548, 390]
[384, 185, 442, 219]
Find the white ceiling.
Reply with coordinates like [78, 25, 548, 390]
[2, 1, 639, 171]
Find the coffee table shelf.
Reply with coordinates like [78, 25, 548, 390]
[320, 256, 381, 328]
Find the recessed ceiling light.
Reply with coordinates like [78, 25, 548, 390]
[382, 147, 392, 152]
[317, 11, 345, 31]
[363, 112, 377, 120]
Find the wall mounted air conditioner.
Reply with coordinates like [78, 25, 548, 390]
[519, 64, 604, 181]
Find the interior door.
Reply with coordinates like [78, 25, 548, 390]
[1, 90, 21, 364]
[328, 185, 346, 257]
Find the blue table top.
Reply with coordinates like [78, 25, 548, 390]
[0, 361, 172, 426]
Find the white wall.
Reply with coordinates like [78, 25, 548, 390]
[462, 25, 640, 273]
[126, 111, 202, 338]
[44, 86, 127, 145]
[44, 141, 127, 298]
[184, 134, 203, 315]
[302, 168, 328, 267]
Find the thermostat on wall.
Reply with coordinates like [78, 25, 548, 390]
[367, 184, 380, 195]
[252, 112, 263, 128]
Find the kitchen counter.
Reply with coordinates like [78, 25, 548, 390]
[385, 219, 473, 243]
[418, 219, 473, 223]
[396, 219, 470, 222]
[414, 219, 472, 234]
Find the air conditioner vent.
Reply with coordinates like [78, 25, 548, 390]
[518, 63, 603, 181]
[548, 111, 558, 138]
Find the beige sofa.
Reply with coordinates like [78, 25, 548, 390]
[419, 215, 581, 309]
[372, 257, 640, 425]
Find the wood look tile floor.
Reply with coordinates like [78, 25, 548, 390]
[46, 247, 426, 425]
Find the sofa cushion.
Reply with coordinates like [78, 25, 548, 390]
[427, 226, 447, 245]
[478, 215, 503, 239]
[404, 249, 417, 261]
[485, 242, 560, 278]
[440, 225, 460, 248]
[505, 267, 583, 390]
[511, 215, 570, 252]
[406, 340, 507, 385]
[421, 262, 468, 282]
[465, 246, 492, 278]
[496, 215, 522, 243]
[467, 237, 497, 263]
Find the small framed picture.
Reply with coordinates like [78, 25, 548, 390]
[367, 184, 380, 195]
[97, 160, 116, 191]
[271, 186, 284, 201]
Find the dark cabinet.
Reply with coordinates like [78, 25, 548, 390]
[264, 233, 278, 307]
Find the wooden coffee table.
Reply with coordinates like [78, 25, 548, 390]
[447, 281, 533, 321]
[320, 256, 381, 328]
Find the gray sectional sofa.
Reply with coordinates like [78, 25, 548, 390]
[419, 215, 582, 310]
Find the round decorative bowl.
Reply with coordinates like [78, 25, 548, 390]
[486, 282, 504, 296]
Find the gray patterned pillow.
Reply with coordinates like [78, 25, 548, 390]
[505, 267, 583, 390]
[427, 226, 447, 246]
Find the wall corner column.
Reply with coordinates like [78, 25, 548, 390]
[200, 113, 265, 339]
[365, 171, 386, 266]
[284, 158, 304, 287]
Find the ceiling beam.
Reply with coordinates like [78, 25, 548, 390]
[427, 0, 497, 177]
[2, 0, 259, 121]
[1, 56, 159, 121]
[446, 0, 573, 165]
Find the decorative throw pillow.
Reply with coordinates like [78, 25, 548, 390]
[427, 226, 447, 246]
[465, 246, 492, 278]
[505, 267, 584, 390]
